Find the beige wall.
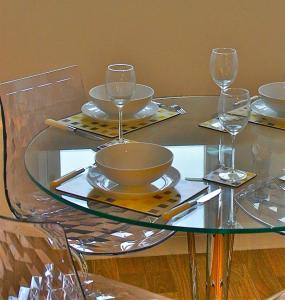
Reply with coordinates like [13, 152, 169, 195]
[1, 0, 285, 97]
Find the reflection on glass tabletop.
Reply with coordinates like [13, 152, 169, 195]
[25, 97, 285, 234]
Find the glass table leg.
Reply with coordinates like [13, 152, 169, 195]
[187, 233, 199, 300]
[206, 233, 235, 300]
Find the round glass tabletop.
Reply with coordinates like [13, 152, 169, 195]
[25, 96, 285, 234]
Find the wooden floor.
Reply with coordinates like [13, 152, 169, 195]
[87, 248, 285, 300]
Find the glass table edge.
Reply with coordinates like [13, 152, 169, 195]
[24, 162, 285, 234]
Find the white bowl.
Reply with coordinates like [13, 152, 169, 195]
[89, 84, 154, 117]
[258, 82, 285, 114]
[95, 142, 173, 187]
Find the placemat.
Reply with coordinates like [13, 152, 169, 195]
[199, 117, 226, 132]
[233, 106, 285, 130]
[58, 108, 179, 138]
[204, 167, 256, 187]
[55, 169, 208, 217]
[199, 107, 285, 132]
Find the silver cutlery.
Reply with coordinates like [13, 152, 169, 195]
[171, 104, 187, 114]
[162, 188, 221, 221]
[185, 177, 204, 181]
[153, 101, 187, 114]
[45, 119, 105, 141]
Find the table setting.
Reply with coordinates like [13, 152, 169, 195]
[45, 64, 220, 222]
[26, 56, 285, 300]
[46, 64, 184, 141]
[45, 62, 249, 228]
[202, 49, 285, 132]
[42, 57, 285, 224]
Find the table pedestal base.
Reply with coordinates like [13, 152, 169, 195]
[187, 233, 235, 300]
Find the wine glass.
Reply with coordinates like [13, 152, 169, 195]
[210, 48, 238, 170]
[218, 88, 251, 183]
[210, 48, 238, 91]
[105, 64, 136, 143]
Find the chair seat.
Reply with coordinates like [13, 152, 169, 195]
[0, 216, 172, 300]
[28, 195, 174, 255]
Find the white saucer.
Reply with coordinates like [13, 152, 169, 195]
[81, 101, 159, 123]
[86, 166, 180, 199]
[251, 99, 285, 119]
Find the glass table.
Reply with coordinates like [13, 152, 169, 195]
[25, 96, 285, 300]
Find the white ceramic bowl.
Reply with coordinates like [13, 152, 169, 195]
[258, 82, 285, 114]
[95, 142, 173, 187]
[89, 84, 154, 117]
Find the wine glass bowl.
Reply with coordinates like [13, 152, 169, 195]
[106, 64, 136, 102]
[218, 88, 251, 183]
[210, 48, 238, 91]
[219, 108, 249, 136]
[105, 64, 136, 143]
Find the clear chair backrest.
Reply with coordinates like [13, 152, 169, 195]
[0, 66, 87, 218]
[0, 216, 85, 299]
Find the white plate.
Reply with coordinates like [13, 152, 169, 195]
[81, 101, 159, 123]
[86, 166, 180, 199]
[251, 99, 285, 119]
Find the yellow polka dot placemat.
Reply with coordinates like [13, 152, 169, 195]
[199, 117, 226, 132]
[55, 169, 208, 217]
[232, 106, 285, 130]
[58, 108, 179, 138]
[199, 105, 285, 132]
[204, 167, 256, 187]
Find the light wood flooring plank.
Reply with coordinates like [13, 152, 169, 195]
[87, 248, 285, 300]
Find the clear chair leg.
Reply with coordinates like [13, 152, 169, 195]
[70, 249, 89, 279]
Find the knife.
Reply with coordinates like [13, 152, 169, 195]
[50, 166, 91, 188]
[45, 119, 105, 141]
[162, 188, 222, 221]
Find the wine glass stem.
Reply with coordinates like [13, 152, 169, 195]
[231, 134, 236, 172]
[227, 188, 237, 226]
[220, 86, 228, 92]
[219, 135, 225, 169]
[118, 106, 124, 143]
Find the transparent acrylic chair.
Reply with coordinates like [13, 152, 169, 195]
[0, 216, 169, 299]
[267, 292, 285, 300]
[0, 65, 174, 256]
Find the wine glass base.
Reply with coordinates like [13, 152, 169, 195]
[219, 168, 247, 183]
[111, 138, 123, 144]
[113, 138, 131, 144]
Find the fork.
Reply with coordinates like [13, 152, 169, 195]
[170, 104, 187, 114]
[153, 101, 187, 114]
